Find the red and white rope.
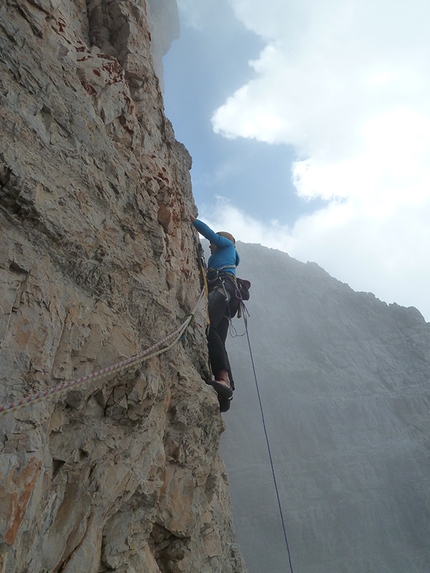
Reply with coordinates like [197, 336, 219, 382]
[0, 288, 206, 416]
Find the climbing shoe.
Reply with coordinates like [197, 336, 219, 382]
[207, 379, 233, 399]
[217, 393, 232, 413]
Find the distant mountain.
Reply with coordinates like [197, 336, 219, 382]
[221, 242, 430, 573]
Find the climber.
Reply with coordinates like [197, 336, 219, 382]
[192, 217, 240, 412]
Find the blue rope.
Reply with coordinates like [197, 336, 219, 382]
[242, 307, 295, 573]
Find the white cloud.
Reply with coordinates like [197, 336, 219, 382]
[201, 196, 430, 321]
[207, 0, 430, 320]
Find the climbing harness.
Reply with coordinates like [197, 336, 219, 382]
[242, 310, 296, 573]
[208, 275, 231, 304]
[0, 288, 206, 417]
[207, 264, 237, 276]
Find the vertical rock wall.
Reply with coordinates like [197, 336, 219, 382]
[0, 1, 248, 572]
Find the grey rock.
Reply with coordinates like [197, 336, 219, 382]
[0, 1, 247, 572]
[222, 242, 430, 573]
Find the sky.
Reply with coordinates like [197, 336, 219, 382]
[163, 0, 430, 321]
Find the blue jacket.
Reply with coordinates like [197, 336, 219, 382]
[193, 219, 240, 276]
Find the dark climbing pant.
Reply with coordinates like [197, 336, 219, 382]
[207, 276, 239, 390]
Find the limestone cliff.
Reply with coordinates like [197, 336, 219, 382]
[0, 1, 248, 572]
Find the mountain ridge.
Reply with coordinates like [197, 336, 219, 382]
[222, 241, 430, 573]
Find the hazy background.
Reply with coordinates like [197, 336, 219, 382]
[220, 242, 430, 573]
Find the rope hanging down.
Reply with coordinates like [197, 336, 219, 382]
[241, 304, 296, 573]
[0, 288, 206, 417]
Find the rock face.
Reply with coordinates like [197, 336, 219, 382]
[0, 1, 247, 572]
[222, 242, 430, 573]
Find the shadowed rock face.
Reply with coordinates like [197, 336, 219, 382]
[0, 2, 248, 572]
[222, 242, 430, 573]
